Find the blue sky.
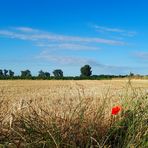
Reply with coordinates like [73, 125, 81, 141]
[0, 0, 148, 76]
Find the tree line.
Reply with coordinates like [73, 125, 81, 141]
[0, 65, 146, 80]
[0, 69, 64, 79]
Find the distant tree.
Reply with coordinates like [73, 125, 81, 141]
[21, 70, 32, 77]
[53, 69, 63, 77]
[38, 70, 50, 78]
[9, 70, 14, 77]
[129, 72, 134, 77]
[44, 72, 50, 77]
[4, 69, 8, 77]
[38, 70, 45, 77]
[0, 69, 3, 77]
[80, 65, 92, 77]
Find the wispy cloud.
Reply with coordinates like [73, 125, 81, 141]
[36, 43, 100, 50]
[36, 50, 134, 75]
[14, 27, 39, 33]
[0, 30, 37, 40]
[134, 52, 148, 60]
[0, 27, 125, 46]
[36, 50, 101, 66]
[93, 25, 137, 37]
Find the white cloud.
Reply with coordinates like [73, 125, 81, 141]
[36, 50, 101, 66]
[36, 43, 100, 50]
[14, 27, 39, 33]
[93, 25, 137, 37]
[0, 27, 125, 45]
[134, 52, 148, 60]
[0, 30, 37, 40]
[36, 50, 132, 74]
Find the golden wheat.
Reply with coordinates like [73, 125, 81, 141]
[0, 79, 147, 147]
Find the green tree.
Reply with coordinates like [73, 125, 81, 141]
[129, 72, 134, 77]
[44, 72, 50, 77]
[38, 70, 50, 78]
[4, 69, 8, 77]
[38, 70, 45, 77]
[80, 65, 92, 77]
[9, 70, 14, 77]
[53, 69, 63, 77]
[0, 69, 3, 77]
[21, 70, 32, 77]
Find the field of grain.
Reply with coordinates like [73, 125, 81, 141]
[0, 80, 148, 147]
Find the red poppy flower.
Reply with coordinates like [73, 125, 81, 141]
[111, 106, 121, 115]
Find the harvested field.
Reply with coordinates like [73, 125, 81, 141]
[0, 80, 148, 147]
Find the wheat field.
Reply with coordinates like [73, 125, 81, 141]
[0, 79, 148, 147]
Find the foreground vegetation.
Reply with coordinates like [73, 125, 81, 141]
[0, 80, 148, 147]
